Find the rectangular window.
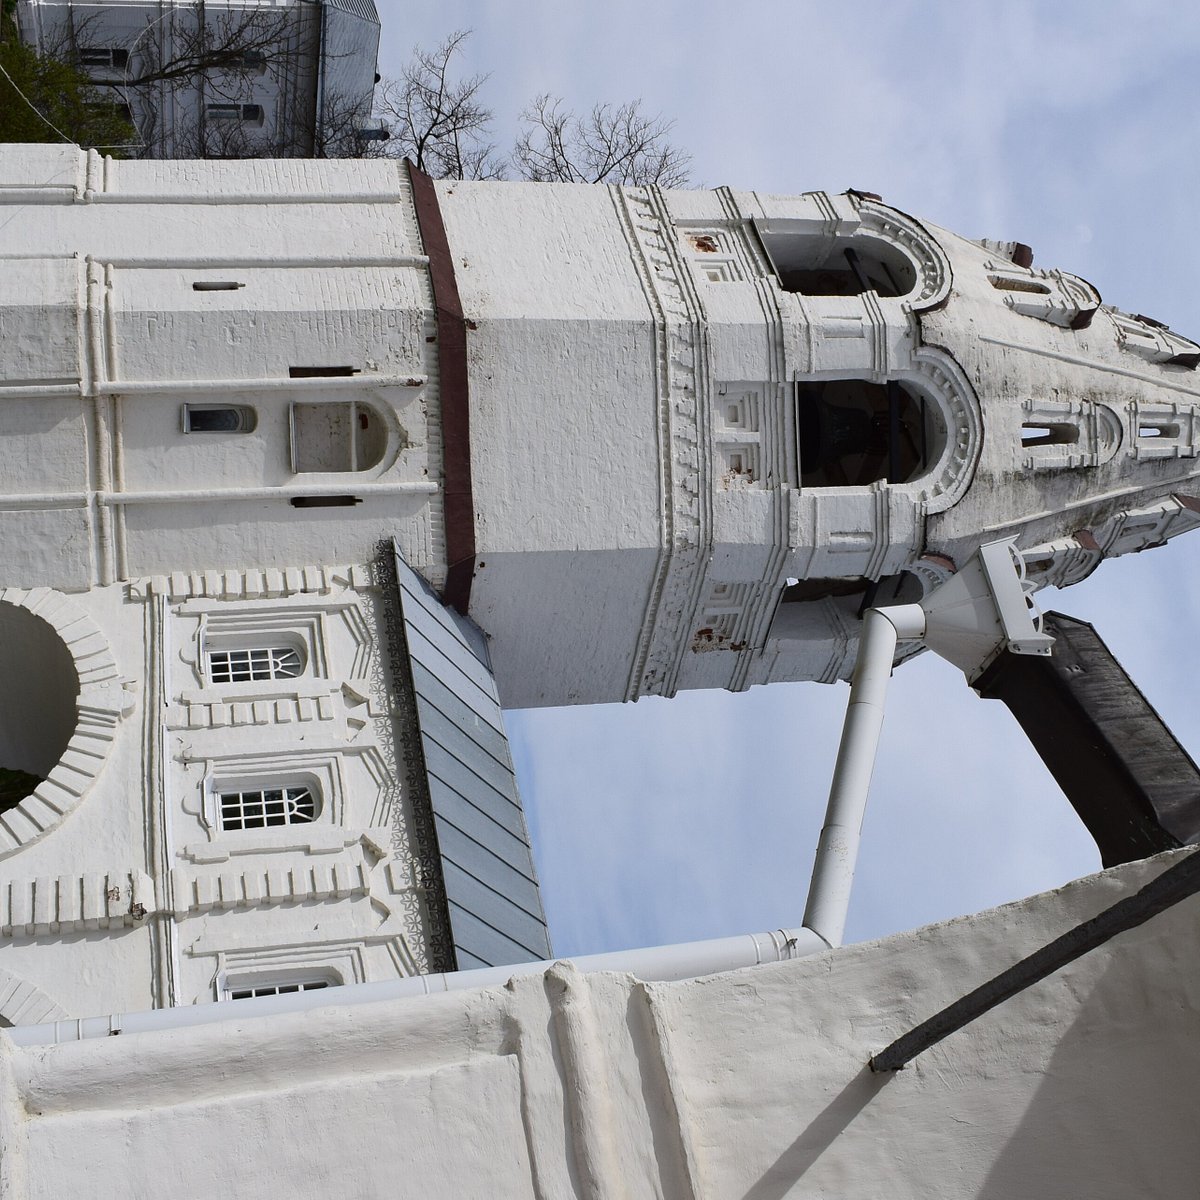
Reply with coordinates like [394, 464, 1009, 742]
[79, 48, 129, 70]
[182, 404, 256, 433]
[207, 103, 264, 123]
[208, 646, 303, 683]
[219, 786, 317, 831]
[227, 978, 331, 1001]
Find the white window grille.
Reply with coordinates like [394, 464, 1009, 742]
[219, 786, 317, 831]
[226, 978, 332, 1001]
[207, 646, 303, 683]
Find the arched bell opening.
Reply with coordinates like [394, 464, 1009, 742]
[797, 379, 939, 488]
[759, 231, 918, 298]
[0, 603, 79, 815]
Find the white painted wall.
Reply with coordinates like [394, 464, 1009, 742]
[3, 849, 1196, 1198]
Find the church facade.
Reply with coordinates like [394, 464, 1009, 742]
[2, 141, 1200, 1039]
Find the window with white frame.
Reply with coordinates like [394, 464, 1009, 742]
[207, 645, 304, 684]
[183, 404, 257, 433]
[225, 977, 334, 1001]
[218, 785, 318, 831]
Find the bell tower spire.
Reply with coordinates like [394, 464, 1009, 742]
[431, 179, 1200, 707]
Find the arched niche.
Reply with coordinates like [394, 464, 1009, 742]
[0, 588, 131, 860]
[794, 348, 982, 514]
[755, 198, 952, 311]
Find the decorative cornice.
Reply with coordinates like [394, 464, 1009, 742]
[612, 185, 713, 700]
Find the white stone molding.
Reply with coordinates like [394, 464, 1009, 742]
[612, 185, 714, 700]
[211, 942, 368, 1003]
[0, 870, 154, 937]
[857, 198, 953, 311]
[1095, 494, 1200, 558]
[127, 562, 373, 602]
[1127, 399, 1200, 460]
[787, 482, 922, 584]
[712, 382, 766, 488]
[898, 345, 984, 513]
[0, 587, 132, 860]
[0, 968, 68, 1027]
[1022, 532, 1104, 590]
[987, 261, 1102, 328]
[172, 855, 371, 917]
[1020, 397, 1123, 470]
[187, 749, 349, 844]
[1108, 309, 1200, 366]
[165, 693, 338, 731]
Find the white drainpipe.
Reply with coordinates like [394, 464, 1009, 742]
[4, 926, 830, 1048]
[802, 603, 927, 949]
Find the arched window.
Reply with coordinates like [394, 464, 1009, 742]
[796, 379, 931, 487]
[225, 975, 336, 1001]
[218, 784, 318, 831]
[759, 231, 918, 298]
[183, 404, 257, 433]
[206, 644, 305, 683]
[290, 401, 387, 472]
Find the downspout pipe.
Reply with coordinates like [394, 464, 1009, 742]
[4, 926, 829, 1048]
[802, 603, 926, 949]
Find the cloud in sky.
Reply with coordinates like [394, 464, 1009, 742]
[379, 3, 1200, 957]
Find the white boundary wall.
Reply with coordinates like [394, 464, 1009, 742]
[3, 849, 1198, 1199]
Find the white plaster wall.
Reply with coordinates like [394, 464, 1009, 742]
[3, 850, 1197, 1198]
[0, 148, 443, 590]
[0, 570, 444, 1022]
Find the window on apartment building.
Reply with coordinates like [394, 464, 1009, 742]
[207, 103, 265, 125]
[182, 404, 257, 433]
[241, 49, 268, 74]
[206, 645, 305, 684]
[218, 785, 318, 831]
[79, 48, 129, 71]
[290, 401, 386, 472]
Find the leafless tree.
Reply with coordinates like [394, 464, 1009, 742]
[513, 94, 692, 187]
[374, 30, 692, 185]
[374, 30, 504, 179]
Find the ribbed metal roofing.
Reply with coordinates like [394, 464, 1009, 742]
[393, 550, 553, 970]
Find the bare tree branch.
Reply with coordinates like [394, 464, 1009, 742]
[513, 94, 691, 187]
[373, 30, 504, 179]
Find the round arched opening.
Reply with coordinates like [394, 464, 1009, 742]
[761, 231, 919, 298]
[797, 379, 943, 488]
[0, 603, 78, 811]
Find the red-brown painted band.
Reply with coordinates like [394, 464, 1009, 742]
[406, 161, 475, 615]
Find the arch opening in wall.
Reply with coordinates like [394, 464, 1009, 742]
[0, 603, 79, 815]
[797, 379, 937, 488]
[290, 401, 388, 473]
[759, 230, 918, 298]
[1022, 423, 1079, 447]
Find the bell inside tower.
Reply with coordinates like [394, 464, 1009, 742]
[796, 379, 931, 487]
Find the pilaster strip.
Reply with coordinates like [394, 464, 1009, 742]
[405, 161, 475, 615]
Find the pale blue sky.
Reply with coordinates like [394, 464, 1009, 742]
[377, 2, 1200, 956]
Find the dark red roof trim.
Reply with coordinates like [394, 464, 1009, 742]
[406, 161, 475, 615]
